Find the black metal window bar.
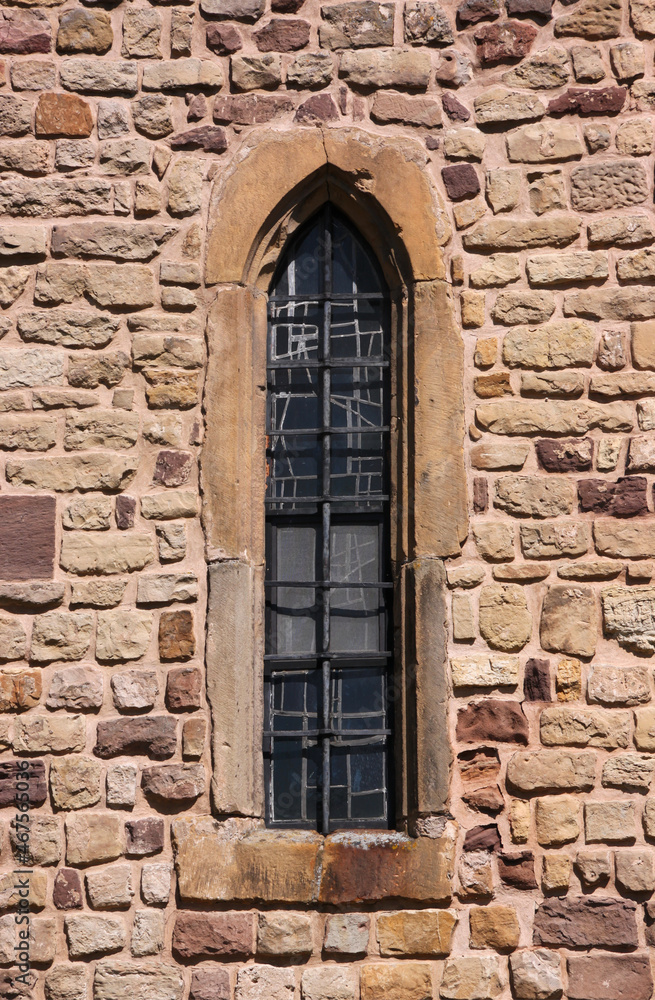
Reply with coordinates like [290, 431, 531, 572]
[264, 205, 393, 833]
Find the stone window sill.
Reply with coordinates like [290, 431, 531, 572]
[172, 819, 456, 906]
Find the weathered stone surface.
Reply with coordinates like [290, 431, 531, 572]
[440, 958, 502, 1000]
[585, 800, 636, 843]
[470, 905, 519, 951]
[451, 654, 519, 689]
[0, 10, 51, 54]
[567, 954, 652, 1000]
[106, 763, 137, 808]
[588, 665, 649, 706]
[464, 216, 580, 252]
[95, 716, 176, 759]
[493, 291, 554, 325]
[172, 912, 255, 960]
[534, 896, 637, 947]
[60, 59, 138, 95]
[339, 49, 431, 88]
[457, 700, 528, 743]
[30, 610, 92, 663]
[52, 222, 174, 262]
[507, 750, 595, 794]
[0, 95, 33, 137]
[53, 869, 83, 911]
[474, 87, 544, 124]
[474, 20, 536, 64]
[62, 496, 112, 531]
[50, 756, 102, 810]
[111, 669, 158, 710]
[0, 666, 39, 710]
[494, 476, 575, 518]
[57, 9, 112, 54]
[47, 665, 103, 710]
[324, 914, 370, 954]
[166, 666, 201, 710]
[510, 950, 562, 1000]
[200, 0, 264, 18]
[35, 93, 93, 139]
[96, 609, 153, 662]
[549, 85, 625, 115]
[527, 251, 607, 287]
[360, 964, 432, 1000]
[141, 863, 172, 907]
[61, 533, 154, 575]
[122, 7, 161, 57]
[540, 706, 629, 748]
[142, 58, 222, 93]
[319, 2, 393, 48]
[94, 961, 184, 1000]
[256, 911, 312, 957]
[159, 609, 195, 660]
[131, 909, 165, 956]
[142, 763, 205, 802]
[571, 161, 648, 213]
[375, 910, 455, 957]
[126, 817, 165, 857]
[14, 714, 86, 753]
[555, 0, 620, 36]
[65, 914, 126, 959]
[503, 320, 594, 371]
[579, 476, 648, 516]
[84, 866, 134, 913]
[506, 123, 583, 164]
[595, 522, 655, 559]
[478, 584, 532, 651]
[302, 966, 358, 1000]
[602, 586, 655, 653]
[65, 813, 124, 865]
[70, 579, 127, 608]
[603, 753, 655, 791]
[503, 51, 564, 93]
[68, 351, 130, 390]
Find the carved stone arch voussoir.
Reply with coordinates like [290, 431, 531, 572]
[202, 127, 467, 823]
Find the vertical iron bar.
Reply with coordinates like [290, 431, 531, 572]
[321, 205, 332, 835]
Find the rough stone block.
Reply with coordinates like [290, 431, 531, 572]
[376, 910, 456, 957]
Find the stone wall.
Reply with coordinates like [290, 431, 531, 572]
[0, 0, 655, 997]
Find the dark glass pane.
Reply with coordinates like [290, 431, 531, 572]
[330, 301, 385, 359]
[332, 666, 387, 731]
[329, 744, 387, 823]
[271, 526, 318, 654]
[274, 221, 324, 297]
[330, 526, 382, 652]
[270, 738, 320, 822]
[332, 215, 383, 296]
[270, 303, 321, 363]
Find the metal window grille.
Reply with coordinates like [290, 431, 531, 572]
[264, 205, 394, 833]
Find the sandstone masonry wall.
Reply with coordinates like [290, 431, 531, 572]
[1, 0, 655, 997]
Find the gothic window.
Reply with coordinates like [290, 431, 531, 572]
[264, 205, 393, 832]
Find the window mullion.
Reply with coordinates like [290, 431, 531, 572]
[320, 205, 332, 836]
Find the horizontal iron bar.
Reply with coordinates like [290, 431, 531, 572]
[265, 580, 392, 589]
[267, 359, 389, 369]
[264, 651, 392, 662]
[267, 426, 389, 436]
[264, 729, 390, 738]
[268, 292, 386, 303]
[265, 495, 389, 504]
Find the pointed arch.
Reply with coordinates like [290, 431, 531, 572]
[202, 128, 467, 829]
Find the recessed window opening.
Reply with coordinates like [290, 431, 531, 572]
[264, 204, 394, 833]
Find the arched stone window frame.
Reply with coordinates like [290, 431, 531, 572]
[202, 127, 468, 837]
